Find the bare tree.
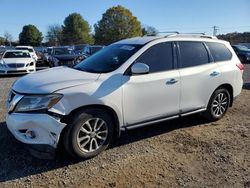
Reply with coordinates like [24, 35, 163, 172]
[4, 31, 13, 46]
[46, 24, 63, 46]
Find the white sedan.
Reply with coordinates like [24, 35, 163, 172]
[0, 50, 36, 74]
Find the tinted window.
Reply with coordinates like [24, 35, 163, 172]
[4, 51, 30, 58]
[75, 44, 142, 73]
[179, 42, 209, 68]
[136, 42, 173, 73]
[16, 48, 33, 52]
[54, 48, 73, 55]
[206, 42, 232, 62]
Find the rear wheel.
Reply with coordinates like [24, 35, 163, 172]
[204, 88, 230, 121]
[63, 109, 113, 159]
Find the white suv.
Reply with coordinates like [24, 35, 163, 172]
[6, 34, 244, 159]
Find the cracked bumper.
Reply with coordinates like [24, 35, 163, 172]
[6, 113, 66, 148]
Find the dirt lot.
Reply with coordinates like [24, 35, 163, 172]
[0, 65, 249, 188]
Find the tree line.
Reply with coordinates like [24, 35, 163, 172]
[0, 5, 157, 47]
[1, 5, 249, 47]
[217, 32, 250, 44]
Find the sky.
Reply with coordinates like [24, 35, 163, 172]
[0, 0, 249, 41]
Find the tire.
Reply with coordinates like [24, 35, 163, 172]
[63, 109, 113, 159]
[204, 88, 230, 121]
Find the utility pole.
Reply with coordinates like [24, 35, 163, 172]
[212, 26, 219, 36]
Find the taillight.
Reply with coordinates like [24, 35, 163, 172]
[236, 63, 244, 72]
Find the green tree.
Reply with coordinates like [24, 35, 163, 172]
[62, 13, 94, 45]
[19, 25, 43, 46]
[94, 5, 142, 45]
[142, 26, 158, 36]
[217, 32, 250, 44]
[46, 24, 63, 46]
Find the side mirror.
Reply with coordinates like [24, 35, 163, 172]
[131, 63, 149, 75]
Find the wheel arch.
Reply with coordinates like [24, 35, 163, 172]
[62, 104, 121, 139]
[213, 83, 234, 107]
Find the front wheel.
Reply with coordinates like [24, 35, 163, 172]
[63, 109, 113, 159]
[204, 88, 230, 121]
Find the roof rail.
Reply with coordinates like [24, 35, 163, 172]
[181, 32, 206, 35]
[143, 31, 217, 39]
[166, 33, 217, 39]
[143, 31, 179, 37]
[158, 31, 180, 34]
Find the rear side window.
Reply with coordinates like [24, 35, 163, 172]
[178, 41, 209, 68]
[206, 42, 232, 62]
[136, 42, 173, 73]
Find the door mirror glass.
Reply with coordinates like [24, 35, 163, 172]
[131, 63, 149, 75]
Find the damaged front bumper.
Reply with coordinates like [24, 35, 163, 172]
[6, 113, 66, 159]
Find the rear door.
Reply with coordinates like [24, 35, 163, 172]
[177, 41, 221, 113]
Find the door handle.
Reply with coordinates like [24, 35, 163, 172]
[166, 78, 178, 85]
[210, 71, 220, 77]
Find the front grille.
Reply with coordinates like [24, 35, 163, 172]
[7, 63, 25, 68]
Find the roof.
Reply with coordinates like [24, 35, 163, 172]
[115, 36, 162, 45]
[115, 34, 220, 45]
[15, 46, 34, 49]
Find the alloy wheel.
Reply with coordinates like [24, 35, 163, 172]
[77, 118, 108, 153]
[211, 92, 228, 117]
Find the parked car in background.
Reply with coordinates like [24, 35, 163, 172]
[0, 46, 6, 58]
[0, 50, 36, 74]
[74, 44, 89, 55]
[232, 45, 250, 63]
[74, 44, 105, 57]
[237, 43, 250, 49]
[89, 45, 105, 55]
[15, 46, 38, 61]
[42, 47, 53, 65]
[6, 34, 243, 159]
[48, 47, 85, 67]
[0, 46, 14, 58]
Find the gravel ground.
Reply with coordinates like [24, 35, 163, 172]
[0, 65, 249, 187]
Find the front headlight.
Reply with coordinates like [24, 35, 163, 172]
[14, 94, 63, 112]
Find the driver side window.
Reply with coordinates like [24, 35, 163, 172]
[135, 42, 174, 73]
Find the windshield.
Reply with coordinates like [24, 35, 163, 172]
[74, 44, 142, 73]
[74, 44, 88, 51]
[16, 48, 34, 52]
[54, 48, 74, 55]
[4, 51, 31, 58]
[47, 48, 53, 55]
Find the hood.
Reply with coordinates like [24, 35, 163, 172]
[13, 67, 100, 94]
[53, 54, 80, 61]
[3, 58, 33, 64]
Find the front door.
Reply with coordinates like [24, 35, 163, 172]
[122, 42, 180, 125]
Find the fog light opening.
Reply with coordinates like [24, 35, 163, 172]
[25, 130, 36, 139]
